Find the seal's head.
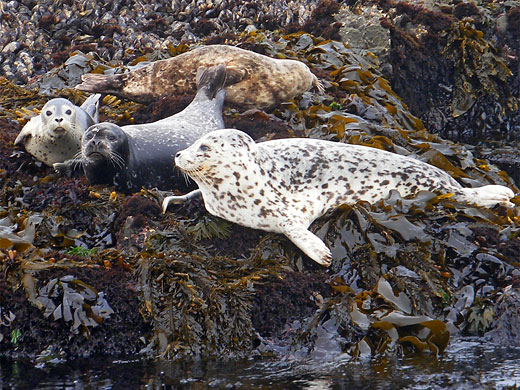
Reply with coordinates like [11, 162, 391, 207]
[175, 129, 255, 182]
[41, 98, 78, 137]
[82, 123, 129, 168]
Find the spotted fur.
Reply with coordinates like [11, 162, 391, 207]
[171, 129, 515, 266]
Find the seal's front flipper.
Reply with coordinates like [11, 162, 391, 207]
[162, 189, 202, 213]
[312, 74, 325, 93]
[281, 224, 332, 267]
[224, 66, 247, 86]
[14, 131, 30, 147]
[14, 116, 40, 147]
[54, 160, 83, 178]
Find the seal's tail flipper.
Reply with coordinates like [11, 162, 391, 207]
[455, 185, 515, 208]
[80, 93, 101, 123]
[76, 73, 125, 95]
[195, 63, 227, 101]
[162, 189, 202, 213]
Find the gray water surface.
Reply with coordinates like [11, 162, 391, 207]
[1, 338, 519, 389]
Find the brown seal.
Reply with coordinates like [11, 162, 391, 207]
[76, 44, 322, 111]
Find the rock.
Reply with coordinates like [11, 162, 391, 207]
[337, 5, 390, 57]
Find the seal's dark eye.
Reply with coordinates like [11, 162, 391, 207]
[199, 144, 210, 152]
[85, 133, 93, 140]
[108, 135, 117, 141]
[46, 111, 52, 116]
[65, 109, 72, 115]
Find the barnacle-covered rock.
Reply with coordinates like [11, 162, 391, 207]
[0, 0, 326, 84]
[337, 5, 390, 57]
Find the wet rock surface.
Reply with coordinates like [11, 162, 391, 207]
[0, 0, 519, 363]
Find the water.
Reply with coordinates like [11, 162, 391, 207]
[1, 339, 519, 389]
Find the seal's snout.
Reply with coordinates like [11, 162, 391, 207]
[88, 138, 103, 149]
[55, 117, 63, 123]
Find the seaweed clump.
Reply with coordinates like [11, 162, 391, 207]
[371, 0, 518, 144]
[443, 21, 513, 117]
[138, 254, 256, 359]
[0, 260, 150, 359]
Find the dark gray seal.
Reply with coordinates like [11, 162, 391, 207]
[76, 44, 323, 111]
[14, 94, 100, 166]
[164, 129, 515, 266]
[55, 64, 227, 193]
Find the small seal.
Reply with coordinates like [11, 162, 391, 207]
[164, 129, 515, 266]
[55, 64, 227, 193]
[76, 44, 322, 111]
[14, 94, 101, 166]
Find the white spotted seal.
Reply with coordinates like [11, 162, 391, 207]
[55, 64, 227, 193]
[163, 129, 515, 266]
[76, 44, 322, 111]
[14, 94, 101, 166]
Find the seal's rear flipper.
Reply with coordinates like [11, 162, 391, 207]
[282, 224, 332, 267]
[76, 73, 125, 95]
[456, 185, 515, 208]
[81, 93, 102, 123]
[195, 64, 228, 101]
[312, 74, 324, 93]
